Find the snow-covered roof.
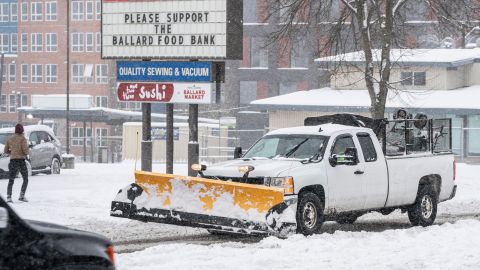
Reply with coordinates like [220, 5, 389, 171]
[19, 106, 219, 124]
[123, 122, 220, 128]
[266, 123, 366, 136]
[251, 86, 480, 113]
[315, 49, 480, 67]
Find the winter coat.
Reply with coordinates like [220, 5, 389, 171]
[4, 134, 29, 160]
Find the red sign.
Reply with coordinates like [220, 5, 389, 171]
[117, 82, 212, 104]
[117, 83, 174, 102]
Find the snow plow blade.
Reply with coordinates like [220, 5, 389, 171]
[111, 171, 297, 236]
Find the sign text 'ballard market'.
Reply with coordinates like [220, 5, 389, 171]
[101, 0, 243, 59]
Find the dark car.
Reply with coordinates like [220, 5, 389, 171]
[0, 196, 115, 270]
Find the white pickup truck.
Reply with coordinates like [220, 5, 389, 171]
[199, 114, 457, 235]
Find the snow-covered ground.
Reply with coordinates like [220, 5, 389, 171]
[1, 162, 479, 269]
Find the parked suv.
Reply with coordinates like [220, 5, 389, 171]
[0, 196, 115, 269]
[0, 125, 62, 177]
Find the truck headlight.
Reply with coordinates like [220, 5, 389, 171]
[264, 176, 294, 195]
[191, 164, 207, 172]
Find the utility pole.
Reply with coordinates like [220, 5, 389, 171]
[66, 0, 71, 154]
[141, 103, 152, 171]
[166, 103, 174, 174]
[188, 104, 199, 176]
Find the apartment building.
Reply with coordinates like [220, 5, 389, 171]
[0, 0, 120, 160]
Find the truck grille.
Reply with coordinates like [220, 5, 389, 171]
[203, 175, 265, 185]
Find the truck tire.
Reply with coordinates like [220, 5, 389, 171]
[408, 185, 438, 226]
[296, 192, 324, 235]
[336, 213, 358, 224]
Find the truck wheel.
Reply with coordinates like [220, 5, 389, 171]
[336, 214, 358, 224]
[296, 192, 324, 235]
[408, 185, 438, 226]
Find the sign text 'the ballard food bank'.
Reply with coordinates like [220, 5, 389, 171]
[101, 0, 243, 59]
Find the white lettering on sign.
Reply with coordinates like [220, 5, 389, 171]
[102, 0, 228, 59]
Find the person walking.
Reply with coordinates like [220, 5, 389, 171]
[3, 123, 30, 203]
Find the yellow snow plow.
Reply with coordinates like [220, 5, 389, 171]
[110, 171, 297, 235]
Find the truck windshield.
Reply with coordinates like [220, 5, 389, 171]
[243, 135, 328, 160]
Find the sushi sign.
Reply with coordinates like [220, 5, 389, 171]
[101, 0, 243, 59]
[116, 82, 212, 104]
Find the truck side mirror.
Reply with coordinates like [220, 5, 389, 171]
[330, 147, 359, 167]
[0, 207, 9, 229]
[329, 155, 338, 167]
[234, 147, 243, 159]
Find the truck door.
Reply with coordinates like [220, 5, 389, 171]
[357, 132, 388, 209]
[326, 134, 366, 211]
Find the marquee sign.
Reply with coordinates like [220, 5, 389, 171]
[101, 0, 243, 59]
[117, 82, 212, 104]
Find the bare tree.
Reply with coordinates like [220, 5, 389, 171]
[425, 0, 480, 48]
[268, 0, 475, 119]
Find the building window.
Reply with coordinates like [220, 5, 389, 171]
[20, 94, 27, 107]
[8, 64, 15, 82]
[291, 40, 308, 68]
[21, 2, 28, 21]
[72, 1, 84, 20]
[124, 102, 141, 111]
[31, 2, 42, 21]
[31, 64, 42, 83]
[46, 64, 57, 83]
[96, 96, 108, 107]
[72, 64, 84, 83]
[240, 81, 257, 104]
[10, 33, 17, 53]
[9, 95, 16, 113]
[86, 32, 94, 52]
[84, 64, 93, 83]
[21, 64, 28, 83]
[243, 0, 257, 23]
[72, 127, 92, 146]
[1, 64, 5, 82]
[96, 128, 108, 147]
[250, 38, 268, 68]
[279, 82, 296, 95]
[21, 33, 28, 52]
[0, 95, 6, 113]
[31, 33, 43, 52]
[72, 32, 84, 52]
[46, 1, 57, 21]
[10, 3, 17, 22]
[96, 64, 108, 84]
[46, 33, 57, 52]
[0, 34, 8, 53]
[401, 71, 426, 86]
[86, 1, 94, 20]
[95, 0, 101, 20]
[96, 32, 101, 52]
[0, 3, 9, 22]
